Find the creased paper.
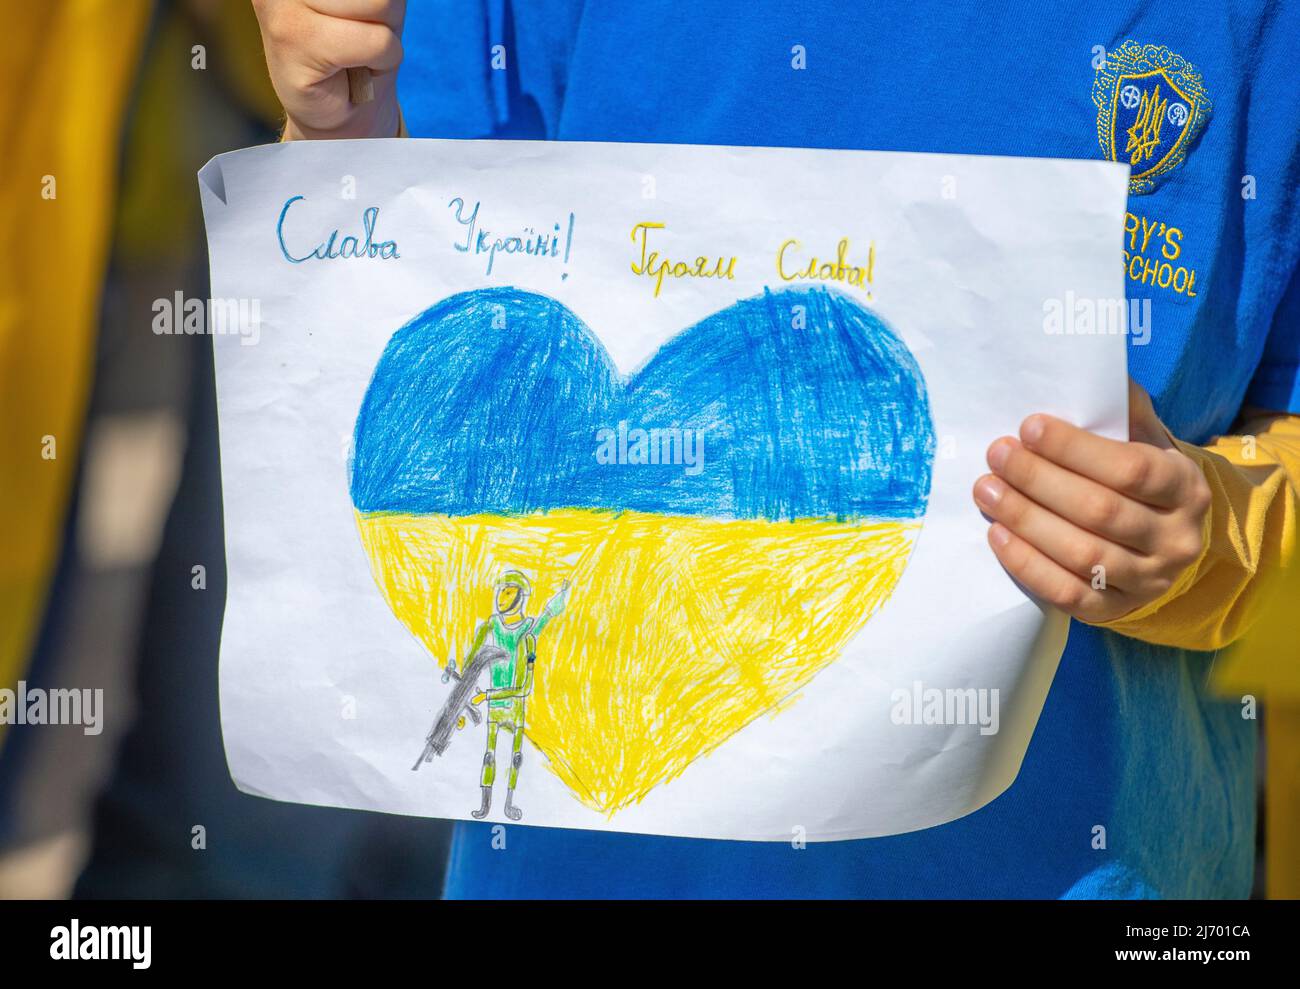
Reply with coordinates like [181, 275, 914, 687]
[199, 139, 1128, 840]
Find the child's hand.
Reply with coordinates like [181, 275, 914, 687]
[252, 0, 405, 140]
[972, 379, 1212, 623]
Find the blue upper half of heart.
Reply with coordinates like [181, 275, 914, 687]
[350, 286, 935, 522]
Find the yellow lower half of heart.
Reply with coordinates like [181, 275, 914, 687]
[356, 508, 919, 815]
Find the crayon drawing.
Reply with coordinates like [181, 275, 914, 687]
[350, 286, 935, 816]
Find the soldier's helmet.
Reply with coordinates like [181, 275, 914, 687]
[494, 570, 532, 614]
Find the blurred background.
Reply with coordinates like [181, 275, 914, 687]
[0, 0, 450, 898]
[0, 0, 1293, 900]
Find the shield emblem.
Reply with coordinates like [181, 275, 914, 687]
[1092, 41, 1212, 195]
[1109, 69, 1197, 180]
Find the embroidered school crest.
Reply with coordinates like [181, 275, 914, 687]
[1093, 40, 1212, 194]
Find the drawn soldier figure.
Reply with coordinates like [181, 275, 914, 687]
[456, 570, 569, 821]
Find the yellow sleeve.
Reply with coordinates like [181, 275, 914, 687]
[1093, 412, 1300, 651]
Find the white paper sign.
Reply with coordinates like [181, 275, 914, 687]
[199, 139, 1128, 841]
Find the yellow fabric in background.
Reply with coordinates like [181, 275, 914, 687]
[1212, 471, 1300, 899]
[0, 2, 151, 700]
[1264, 709, 1300, 899]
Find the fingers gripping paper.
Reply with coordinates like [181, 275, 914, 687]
[198, 140, 1128, 840]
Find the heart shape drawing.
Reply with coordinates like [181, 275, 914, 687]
[351, 286, 934, 815]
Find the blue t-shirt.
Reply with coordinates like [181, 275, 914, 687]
[399, 0, 1300, 898]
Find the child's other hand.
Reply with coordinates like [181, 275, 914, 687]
[972, 379, 1212, 623]
[252, 0, 405, 140]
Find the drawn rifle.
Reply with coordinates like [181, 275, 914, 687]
[411, 645, 505, 771]
[410, 670, 473, 771]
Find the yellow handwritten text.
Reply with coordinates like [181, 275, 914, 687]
[777, 238, 874, 297]
[629, 222, 737, 298]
